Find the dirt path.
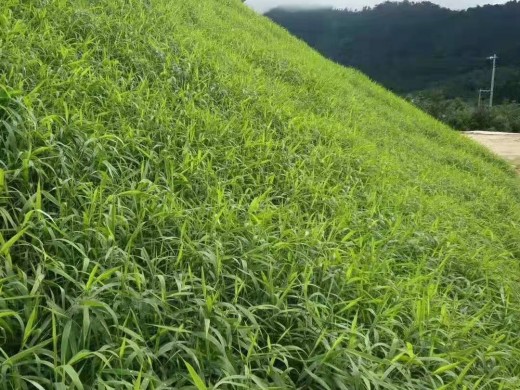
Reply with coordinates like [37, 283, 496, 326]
[464, 131, 520, 172]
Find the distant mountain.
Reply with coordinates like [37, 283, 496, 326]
[266, 1, 520, 102]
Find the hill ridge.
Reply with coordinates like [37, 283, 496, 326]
[266, 1, 520, 101]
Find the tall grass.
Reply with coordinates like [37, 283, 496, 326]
[1, 0, 520, 388]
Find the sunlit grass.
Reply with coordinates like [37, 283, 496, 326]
[1, 0, 520, 388]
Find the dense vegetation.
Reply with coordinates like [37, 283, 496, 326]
[2, 0, 520, 388]
[410, 94, 520, 132]
[266, 1, 520, 101]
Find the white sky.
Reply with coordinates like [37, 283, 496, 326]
[246, 0, 509, 12]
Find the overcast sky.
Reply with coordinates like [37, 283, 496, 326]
[246, 0, 509, 12]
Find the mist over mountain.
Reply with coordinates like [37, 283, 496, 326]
[248, 0, 510, 12]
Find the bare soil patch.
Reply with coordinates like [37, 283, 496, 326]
[465, 131, 520, 173]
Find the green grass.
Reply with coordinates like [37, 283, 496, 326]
[1, 0, 520, 388]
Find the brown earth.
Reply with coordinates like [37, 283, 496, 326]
[464, 131, 520, 173]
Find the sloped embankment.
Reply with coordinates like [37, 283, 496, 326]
[1, 0, 520, 388]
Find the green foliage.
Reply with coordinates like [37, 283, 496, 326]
[1, 0, 520, 389]
[266, 1, 520, 102]
[410, 92, 520, 132]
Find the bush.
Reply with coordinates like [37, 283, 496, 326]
[410, 93, 520, 132]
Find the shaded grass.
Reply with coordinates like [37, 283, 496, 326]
[1, 0, 520, 388]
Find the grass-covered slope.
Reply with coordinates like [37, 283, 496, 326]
[1, 0, 520, 388]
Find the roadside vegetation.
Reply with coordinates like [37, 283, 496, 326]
[1, 0, 520, 388]
[410, 93, 520, 132]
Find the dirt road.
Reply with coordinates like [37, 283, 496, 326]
[464, 131, 520, 172]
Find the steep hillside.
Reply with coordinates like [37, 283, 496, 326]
[1, 0, 520, 388]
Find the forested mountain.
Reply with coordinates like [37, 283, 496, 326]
[266, 1, 520, 103]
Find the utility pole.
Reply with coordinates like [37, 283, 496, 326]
[487, 54, 498, 107]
